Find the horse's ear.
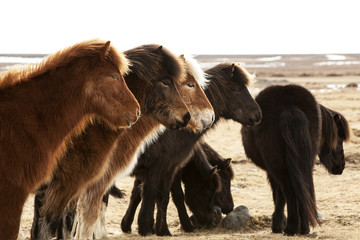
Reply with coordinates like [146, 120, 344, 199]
[156, 45, 163, 54]
[101, 41, 111, 60]
[229, 63, 235, 79]
[223, 158, 232, 167]
[179, 54, 185, 61]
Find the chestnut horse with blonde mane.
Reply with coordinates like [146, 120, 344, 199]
[0, 39, 140, 240]
[30, 48, 214, 239]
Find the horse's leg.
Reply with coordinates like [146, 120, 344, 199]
[138, 172, 161, 236]
[121, 178, 143, 233]
[268, 176, 286, 233]
[74, 185, 106, 240]
[35, 183, 79, 240]
[155, 171, 175, 236]
[30, 191, 44, 239]
[93, 192, 110, 239]
[60, 198, 77, 240]
[282, 179, 300, 235]
[0, 185, 28, 240]
[170, 170, 194, 232]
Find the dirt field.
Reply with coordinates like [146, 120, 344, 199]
[18, 74, 360, 240]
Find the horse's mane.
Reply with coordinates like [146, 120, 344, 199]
[320, 105, 350, 149]
[206, 63, 254, 87]
[204, 63, 254, 112]
[0, 39, 129, 90]
[181, 55, 209, 89]
[124, 44, 185, 84]
[201, 142, 234, 180]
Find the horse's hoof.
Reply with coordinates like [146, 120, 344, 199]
[283, 228, 297, 236]
[156, 230, 172, 236]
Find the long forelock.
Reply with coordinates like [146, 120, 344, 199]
[182, 55, 209, 89]
[0, 39, 128, 89]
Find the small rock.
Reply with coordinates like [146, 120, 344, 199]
[222, 205, 251, 229]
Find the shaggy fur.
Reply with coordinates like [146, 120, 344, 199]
[241, 84, 350, 235]
[171, 141, 234, 230]
[0, 39, 139, 240]
[119, 63, 262, 236]
[30, 44, 190, 240]
[31, 48, 214, 239]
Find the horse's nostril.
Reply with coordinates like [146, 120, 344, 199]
[183, 112, 191, 125]
[211, 114, 215, 123]
[136, 109, 141, 117]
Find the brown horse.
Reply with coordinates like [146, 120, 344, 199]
[0, 39, 140, 240]
[30, 49, 214, 239]
[71, 54, 214, 239]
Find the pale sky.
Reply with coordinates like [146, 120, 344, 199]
[1, 0, 360, 55]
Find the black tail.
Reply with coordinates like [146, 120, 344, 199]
[280, 108, 319, 227]
[108, 185, 126, 199]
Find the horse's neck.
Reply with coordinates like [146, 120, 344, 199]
[204, 81, 223, 123]
[7, 70, 88, 156]
[112, 116, 165, 178]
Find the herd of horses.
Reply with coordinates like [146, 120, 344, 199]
[0, 39, 350, 240]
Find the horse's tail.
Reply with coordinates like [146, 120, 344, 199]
[108, 185, 126, 199]
[279, 108, 319, 227]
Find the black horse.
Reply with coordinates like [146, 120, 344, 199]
[241, 84, 350, 235]
[106, 141, 234, 231]
[120, 63, 261, 236]
[171, 141, 234, 229]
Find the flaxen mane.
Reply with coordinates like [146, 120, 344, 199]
[0, 39, 129, 90]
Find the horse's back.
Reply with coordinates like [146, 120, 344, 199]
[242, 84, 321, 170]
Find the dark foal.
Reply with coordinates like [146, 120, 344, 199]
[172, 141, 234, 230]
[106, 141, 234, 231]
[241, 84, 350, 235]
[120, 63, 262, 236]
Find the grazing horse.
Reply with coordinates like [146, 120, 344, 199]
[106, 141, 234, 231]
[32, 51, 214, 239]
[120, 63, 262, 236]
[171, 141, 234, 230]
[241, 84, 350, 235]
[0, 39, 140, 240]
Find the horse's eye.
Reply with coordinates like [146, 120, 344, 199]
[112, 74, 120, 80]
[187, 83, 195, 88]
[161, 80, 170, 87]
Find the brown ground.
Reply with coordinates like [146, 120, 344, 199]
[19, 66, 360, 239]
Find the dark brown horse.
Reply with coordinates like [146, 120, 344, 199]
[171, 141, 234, 230]
[106, 141, 233, 231]
[0, 39, 140, 240]
[120, 63, 261, 236]
[31, 51, 214, 239]
[241, 84, 350, 235]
